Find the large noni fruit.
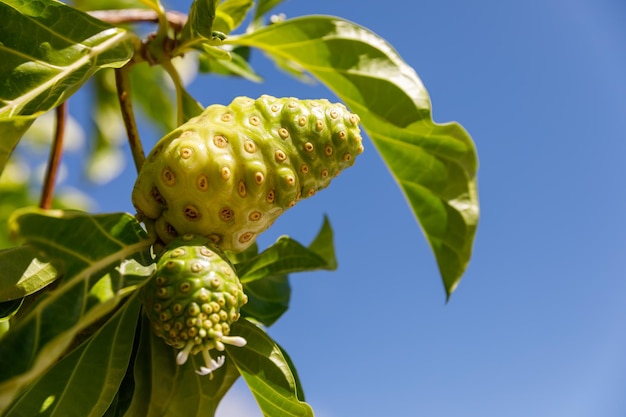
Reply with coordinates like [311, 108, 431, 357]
[132, 95, 363, 252]
[140, 234, 248, 375]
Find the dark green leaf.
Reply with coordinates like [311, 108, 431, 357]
[0, 0, 135, 118]
[0, 209, 153, 409]
[241, 273, 290, 327]
[124, 315, 240, 417]
[3, 295, 141, 417]
[226, 319, 312, 416]
[181, 0, 219, 44]
[0, 245, 59, 302]
[230, 16, 479, 297]
[307, 215, 337, 270]
[198, 46, 262, 82]
[0, 298, 23, 321]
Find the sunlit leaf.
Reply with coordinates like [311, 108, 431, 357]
[3, 295, 141, 417]
[226, 319, 312, 416]
[0, 209, 153, 409]
[0, 116, 36, 178]
[230, 16, 479, 296]
[213, 0, 254, 34]
[181, 0, 219, 44]
[241, 273, 289, 327]
[0, 0, 135, 118]
[198, 46, 262, 82]
[235, 217, 337, 283]
[0, 245, 59, 302]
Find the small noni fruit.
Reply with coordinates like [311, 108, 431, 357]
[140, 234, 248, 375]
[132, 95, 363, 252]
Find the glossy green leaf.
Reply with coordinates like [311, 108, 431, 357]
[226, 319, 312, 417]
[213, 0, 254, 34]
[0, 245, 59, 302]
[0, 209, 153, 409]
[124, 316, 240, 417]
[235, 216, 337, 283]
[0, 0, 135, 118]
[0, 298, 22, 321]
[181, 0, 219, 44]
[250, 0, 287, 30]
[198, 46, 262, 82]
[3, 295, 141, 417]
[0, 116, 36, 179]
[241, 273, 289, 327]
[230, 16, 479, 296]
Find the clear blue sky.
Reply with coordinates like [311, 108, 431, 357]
[66, 1, 626, 416]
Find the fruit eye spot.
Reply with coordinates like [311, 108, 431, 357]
[271, 103, 280, 112]
[165, 223, 178, 237]
[304, 142, 314, 152]
[157, 287, 169, 298]
[221, 113, 232, 122]
[287, 200, 296, 208]
[238, 180, 247, 197]
[300, 164, 309, 174]
[179, 147, 193, 159]
[213, 135, 228, 148]
[349, 114, 360, 125]
[307, 189, 316, 197]
[266, 189, 275, 204]
[287, 101, 298, 109]
[278, 128, 290, 139]
[150, 186, 166, 205]
[208, 233, 221, 244]
[210, 277, 222, 289]
[329, 109, 339, 119]
[243, 140, 257, 153]
[149, 145, 163, 162]
[239, 232, 255, 243]
[179, 282, 193, 293]
[199, 247, 213, 257]
[338, 131, 347, 140]
[156, 276, 167, 286]
[196, 175, 209, 191]
[219, 207, 235, 222]
[298, 116, 307, 127]
[254, 172, 264, 184]
[187, 303, 201, 316]
[284, 175, 296, 186]
[325, 145, 334, 157]
[161, 167, 176, 186]
[190, 262, 204, 273]
[275, 150, 287, 162]
[183, 205, 201, 221]
[248, 211, 262, 221]
[220, 167, 231, 181]
[170, 248, 185, 258]
[249, 115, 261, 126]
[172, 304, 183, 315]
[321, 169, 329, 178]
[343, 153, 352, 162]
[315, 120, 324, 131]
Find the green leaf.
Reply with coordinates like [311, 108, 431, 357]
[0, 0, 136, 118]
[0, 209, 153, 409]
[241, 273, 289, 327]
[226, 319, 312, 417]
[198, 46, 263, 82]
[229, 16, 479, 297]
[0, 245, 59, 302]
[0, 116, 36, 178]
[181, 0, 219, 43]
[124, 316, 240, 417]
[213, 0, 254, 34]
[3, 295, 141, 417]
[0, 298, 22, 321]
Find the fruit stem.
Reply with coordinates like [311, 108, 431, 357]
[39, 102, 67, 209]
[115, 65, 146, 173]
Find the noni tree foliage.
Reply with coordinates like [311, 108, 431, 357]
[0, 0, 480, 416]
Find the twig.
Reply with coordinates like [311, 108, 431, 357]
[87, 9, 187, 31]
[115, 66, 146, 173]
[39, 102, 68, 209]
[160, 58, 185, 126]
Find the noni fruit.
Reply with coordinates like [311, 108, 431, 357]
[132, 95, 364, 252]
[140, 234, 248, 375]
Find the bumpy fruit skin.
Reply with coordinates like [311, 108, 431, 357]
[140, 234, 248, 375]
[132, 95, 364, 252]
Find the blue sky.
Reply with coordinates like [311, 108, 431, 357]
[59, 0, 626, 416]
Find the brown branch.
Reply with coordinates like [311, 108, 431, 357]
[115, 66, 145, 173]
[87, 9, 188, 31]
[39, 102, 68, 209]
